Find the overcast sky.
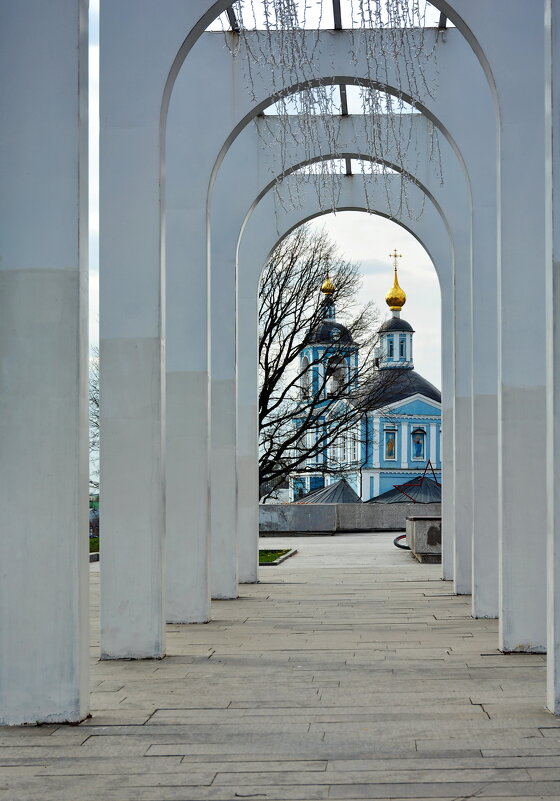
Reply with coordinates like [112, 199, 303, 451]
[88, 0, 441, 388]
[307, 212, 441, 387]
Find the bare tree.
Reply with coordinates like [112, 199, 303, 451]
[89, 346, 100, 491]
[258, 224, 402, 497]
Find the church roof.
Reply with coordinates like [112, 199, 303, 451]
[308, 320, 355, 345]
[366, 475, 441, 504]
[360, 368, 441, 408]
[294, 478, 361, 504]
[378, 316, 414, 333]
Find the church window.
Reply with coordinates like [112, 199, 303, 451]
[384, 429, 397, 460]
[326, 356, 347, 395]
[339, 434, 347, 463]
[309, 476, 324, 492]
[300, 356, 311, 398]
[387, 337, 394, 358]
[293, 477, 307, 501]
[349, 428, 358, 462]
[411, 428, 426, 460]
[399, 336, 406, 358]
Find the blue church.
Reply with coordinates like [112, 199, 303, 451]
[291, 253, 442, 501]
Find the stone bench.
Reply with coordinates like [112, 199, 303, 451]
[406, 516, 442, 563]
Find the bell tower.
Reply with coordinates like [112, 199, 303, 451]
[377, 251, 414, 369]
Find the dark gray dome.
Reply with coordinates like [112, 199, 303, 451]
[360, 368, 441, 408]
[308, 320, 354, 345]
[378, 316, 414, 333]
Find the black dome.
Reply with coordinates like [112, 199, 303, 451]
[378, 316, 414, 333]
[308, 320, 355, 345]
[360, 368, 441, 408]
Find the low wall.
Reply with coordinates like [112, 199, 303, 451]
[259, 502, 442, 534]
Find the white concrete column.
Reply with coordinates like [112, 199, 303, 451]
[0, 0, 89, 723]
[164, 113, 210, 621]
[237, 289, 259, 584]
[165, 202, 210, 622]
[471, 196, 499, 618]
[440, 299, 455, 581]
[98, 0, 215, 653]
[99, 8, 167, 658]
[210, 245, 238, 599]
[492, 7, 547, 652]
[546, 0, 560, 711]
[453, 256, 474, 596]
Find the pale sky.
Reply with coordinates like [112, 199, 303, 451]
[88, 1, 441, 389]
[307, 212, 441, 387]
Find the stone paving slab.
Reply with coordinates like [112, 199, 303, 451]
[0, 532, 557, 800]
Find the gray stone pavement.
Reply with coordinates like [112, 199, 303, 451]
[2, 532, 560, 800]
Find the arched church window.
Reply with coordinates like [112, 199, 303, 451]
[300, 356, 311, 398]
[387, 337, 394, 358]
[411, 428, 426, 460]
[326, 356, 347, 396]
[399, 336, 406, 359]
[349, 428, 358, 462]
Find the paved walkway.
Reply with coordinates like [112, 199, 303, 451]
[2, 532, 559, 800]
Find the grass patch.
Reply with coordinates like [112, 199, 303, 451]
[259, 548, 290, 564]
[89, 536, 99, 554]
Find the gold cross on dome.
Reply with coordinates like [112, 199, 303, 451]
[389, 249, 402, 269]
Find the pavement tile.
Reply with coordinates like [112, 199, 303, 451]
[2, 533, 556, 800]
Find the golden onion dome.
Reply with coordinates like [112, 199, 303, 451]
[321, 274, 336, 296]
[386, 266, 407, 311]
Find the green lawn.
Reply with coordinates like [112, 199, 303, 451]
[259, 548, 290, 564]
[88, 542, 291, 563]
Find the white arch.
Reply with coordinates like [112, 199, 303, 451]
[101, 14, 498, 658]
[163, 58, 490, 618]
[203, 113, 473, 601]
[235, 182, 453, 598]
[1, 0, 556, 726]
[164, 108, 471, 623]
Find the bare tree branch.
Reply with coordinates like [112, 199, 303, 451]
[258, 224, 404, 497]
[89, 346, 100, 491]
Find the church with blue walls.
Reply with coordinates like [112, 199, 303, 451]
[291, 253, 442, 501]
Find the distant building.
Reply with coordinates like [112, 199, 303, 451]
[291, 252, 442, 501]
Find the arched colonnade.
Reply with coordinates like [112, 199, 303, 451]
[1, 0, 559, 725]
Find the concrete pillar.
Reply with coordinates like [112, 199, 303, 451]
[440, 300, 455, 582]
[209, 245, 238, 599]
[0, 0, 89, 723]
[490, 4, 547, 651]
[471, 199, 499, 618]
[237, 290, 260, 585]
[453, 257, 473, 595]
[165, 140, 210, 622]
[165, 213, 210, 622]
[98, 0, 216, 652]
[99, 7, 167, 658]
[546, 0, 560, 711]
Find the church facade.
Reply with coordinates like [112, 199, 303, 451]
[291, 254, 442, 501]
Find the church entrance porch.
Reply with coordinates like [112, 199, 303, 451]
[1, 533, 555, 800]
